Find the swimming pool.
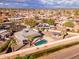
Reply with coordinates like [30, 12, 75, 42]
[35, 40, 47, 46]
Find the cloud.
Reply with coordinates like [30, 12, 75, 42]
[0, 2, 9, 5]
[40, 0, 54, 5]
[0, 2, 29, 8]
[40, 0, 78, 5]
[39, 0, 79, 8]
[0, 0, 79, 8]
[0, 2, 4, 5]
[16, 0, 30, 2]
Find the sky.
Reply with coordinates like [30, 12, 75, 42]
[0, 0, 79, 8]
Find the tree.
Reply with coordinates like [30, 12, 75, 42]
[27, 35, 35, 46]
[63, 21, 75, 27]
[24, 19, 37, 28]
[42, 19, 55, 25]
[47, 19, 55, 25]
[7, 21, 16, 32]
[34, 16, 40, 20]
[75, 10, 79, 15]
[6, 38, 17, 53]
[0, 40, 11, 53]
[0, 19, 3, 24]
[0, 38, 17, 53]
[42, 19, 47, 23]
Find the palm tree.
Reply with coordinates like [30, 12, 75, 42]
[0, 40, 11, 53]
[4, 37, 17, 53]
[0, 19, 3, 25]
[6, 38, 17, 53]
[0, 37, 17, 53]
[27, 35, 35, 46]
[61, 26, 68, 39]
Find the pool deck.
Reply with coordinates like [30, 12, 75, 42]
[43, 31, 78, 43]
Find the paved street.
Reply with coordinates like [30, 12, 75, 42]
[37, 44, 79, 59]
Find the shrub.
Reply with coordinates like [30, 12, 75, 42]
[15, 56, 23, 59]
[63, 21, 75, 27]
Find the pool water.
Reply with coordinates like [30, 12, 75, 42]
[35, 40, 47, 46]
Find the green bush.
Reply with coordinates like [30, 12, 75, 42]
[42, 19, 55, 25]
[63, 21, 75, 27]
[15, 56, 23, 59]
